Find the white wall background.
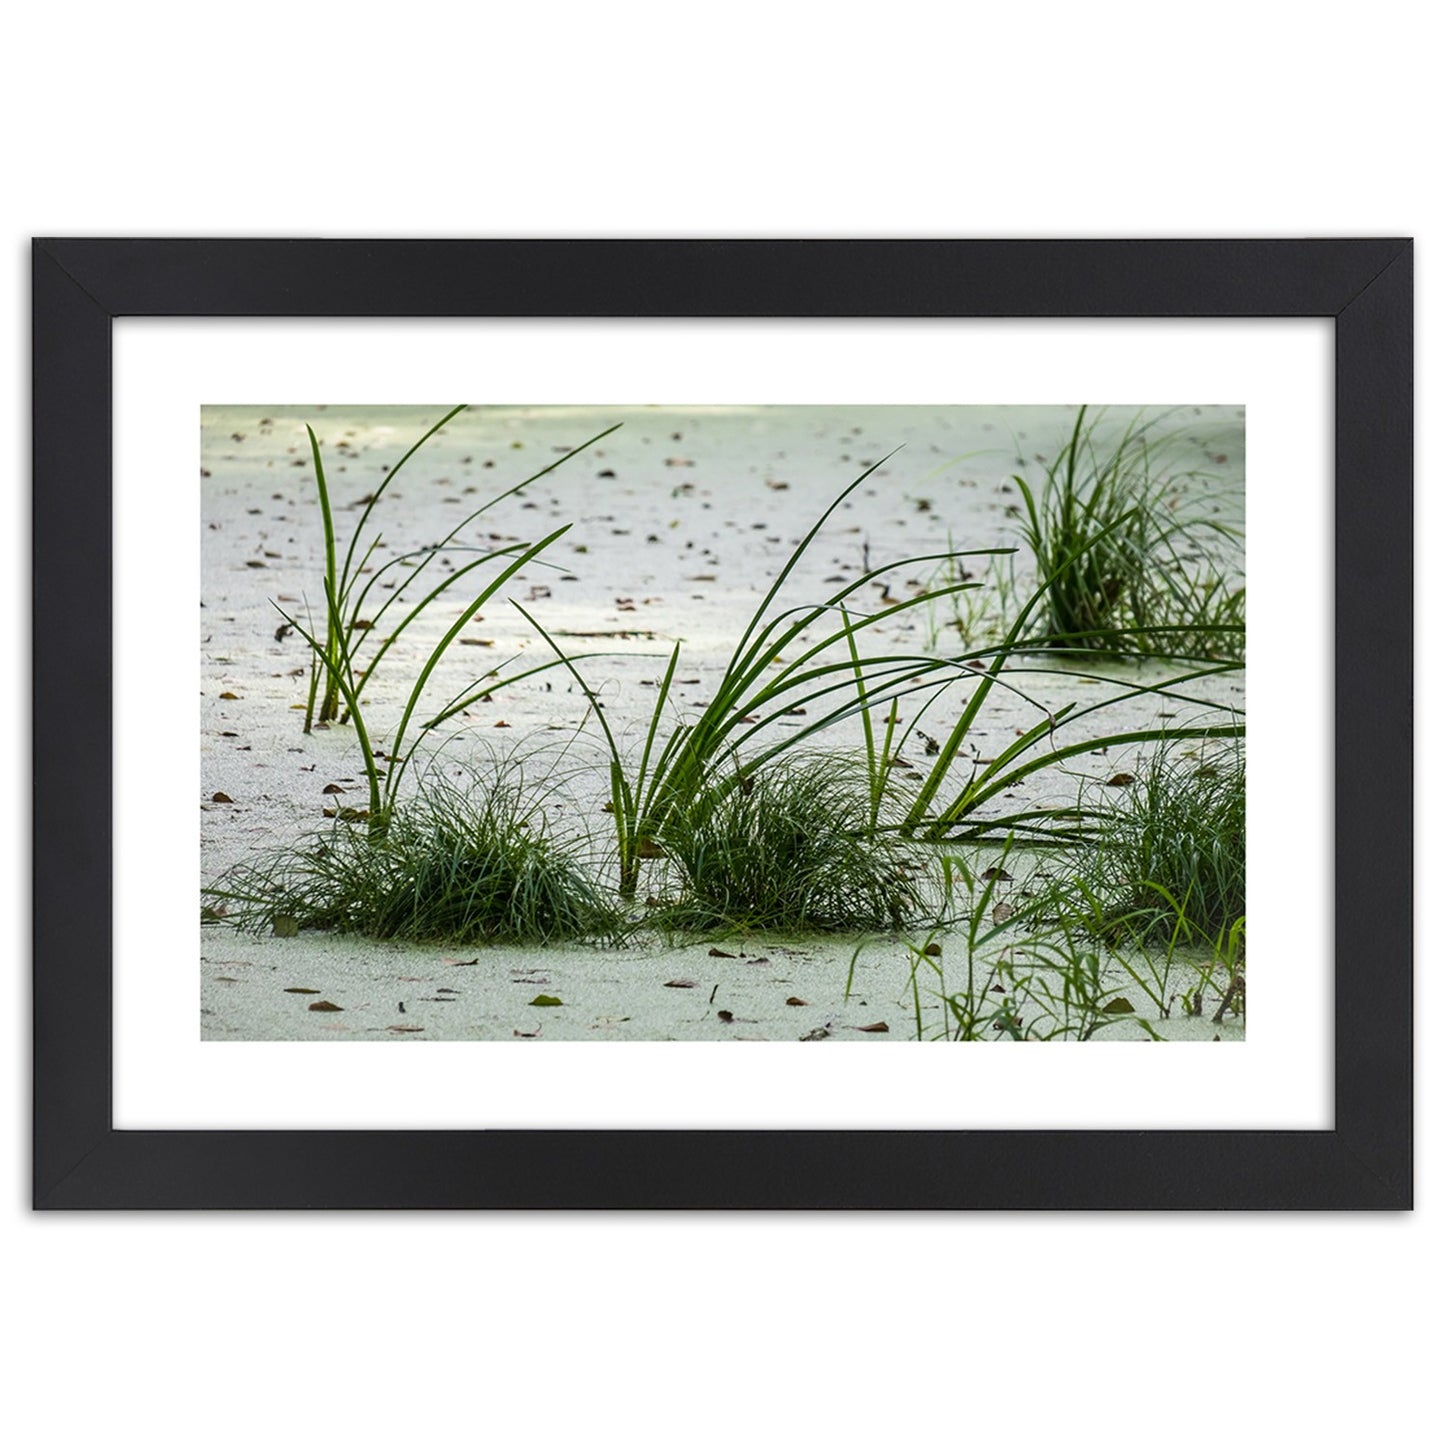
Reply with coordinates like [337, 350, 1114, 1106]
[1, 5, 1434, 1441]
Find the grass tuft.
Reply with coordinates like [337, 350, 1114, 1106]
[1015, 406, 1244, 660]
[205, 764, 622, 945]
[1066, 741, 1245, 945]
[648, 755, 931, 933]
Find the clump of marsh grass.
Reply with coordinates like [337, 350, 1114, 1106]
[1014, 406, 1244, 661]
[647, 754, 932, 934]
[205, 763, 622, 945]
[1071, 741, 1245, 946]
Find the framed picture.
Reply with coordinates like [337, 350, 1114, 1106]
[33, 238, 1411, 1209]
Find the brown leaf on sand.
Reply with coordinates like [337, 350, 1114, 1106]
[387, 1025, 425, 1034]
[211, 791, 234, 804]
[1101, 996, 1135, 1014]
[992, 901, 1015, 925]
[717, 1010, 734, 1023]
[852, 1021, 890, 1033]
[981, 866, 1012, 881]
[785, 997, 808, 1007]
[1105, 773, 1136, 787]
[442, 957, 479, 967]
[664, 979, 698, 989]
[272, 916, 299, 937]
[513, 1025, 541, 1038]
[322, 782, 345, 794]
[308, 1000, 343, 1012]
[218, 691, 241, 699]
[283, 987, 321, 994]
[707, 947, 736, 958]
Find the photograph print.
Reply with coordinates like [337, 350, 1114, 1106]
[199, 402, 1245, 1042]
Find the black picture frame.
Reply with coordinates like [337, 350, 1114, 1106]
[32, 238, 1412, 1210]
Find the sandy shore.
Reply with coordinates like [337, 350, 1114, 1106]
[199, 404, 1245, 1041]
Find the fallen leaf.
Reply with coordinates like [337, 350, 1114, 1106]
[513, 1026, 541, 1038]
[283, 987, 321, 994]
[799, 1027, 831, 1042]
[308, 1000, 343, 1012]
[1105, 773, 1136, 787]
[529, 994, 563, 1007]
[785, 997, 808, 1007]
[322, 782, 345, 794]
[854, 1021, 890, 1033]
[443, 957, 479, 967]
[922, 942, 943, 957]
[272, 916, 299, 938]
[1101, 997, 1135, 1014]
[717, 1010, 734, 1023]
[992, 902, 1015, 925]
[664, 979, 698, 989]
[387, 1026, 425, 1033]
[707, 947, 736, 958]
[218, 691, 241, 700]
[211, 791, 234, 804]
[635, 837, 666, 858]
[981, 866, 1012, 881]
